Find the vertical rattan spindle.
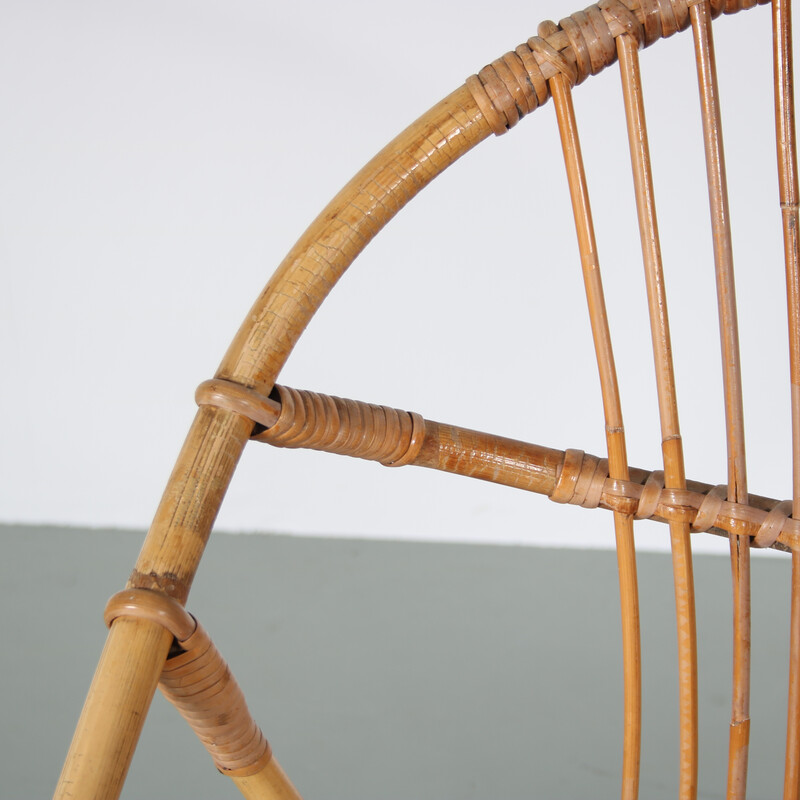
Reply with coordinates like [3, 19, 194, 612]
[772, 0, 800, 796]
[690, 4, 752, 798]
[542, 22, 642, 799]
[616, 27, 699, 800]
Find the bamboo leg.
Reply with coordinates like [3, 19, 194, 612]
[54, 407, 252, 800]
[54, 619, 173, 800]
[102, 589, 306, 800]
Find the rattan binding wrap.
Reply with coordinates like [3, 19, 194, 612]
[105, 590, 272, 778]
[465, 0, 766, 136]
[251, 385, 426, 467]
[196, 380, 800, 551]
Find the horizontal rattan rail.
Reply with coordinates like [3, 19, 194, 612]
[198, 380, 798, 552]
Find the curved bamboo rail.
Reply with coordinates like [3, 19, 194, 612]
[200, 381, 799, 552]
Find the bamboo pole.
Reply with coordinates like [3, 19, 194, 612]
[54, 619, 173, 800]
[216, 86, 491, 395]
[690, 5, 751, 797]
[234, 377, 795, 550]
[54, 406, 252, 800]
[545, 35, 642, 797]
[772, 0, 800, 796]
[617, 30, 699, 800]
[225, 376, 800, 544]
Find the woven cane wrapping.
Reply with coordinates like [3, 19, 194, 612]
[465, 0, 767, 135]
[158, 622, 272, 777]
[105, 590, 272, 778]
[551, 450, 798, 550]
[252, 384, 425, 467]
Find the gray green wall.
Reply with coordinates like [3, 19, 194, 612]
[1, 524, 792, 799]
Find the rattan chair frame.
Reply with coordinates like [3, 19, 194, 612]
[53, 1, 800, 798]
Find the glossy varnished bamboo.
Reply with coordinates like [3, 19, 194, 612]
[217, 85, 490, 396]
[773, 0, 800, 796]
[547, 55, 642, 800]
[690, 5, 751, 797]
[617, 31, 699, 800]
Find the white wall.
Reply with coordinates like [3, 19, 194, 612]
[1, 0, 790, 552]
